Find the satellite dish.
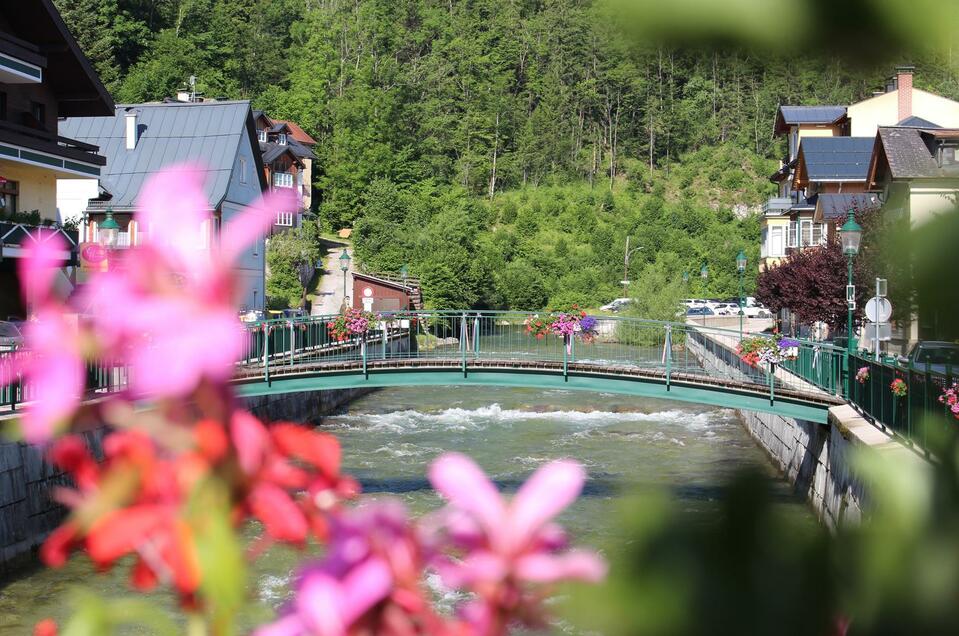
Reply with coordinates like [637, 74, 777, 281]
[865, 297, 892, 323]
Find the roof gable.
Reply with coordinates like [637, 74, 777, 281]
[5, 0, 113, 116]
[774, 106, 847, 135]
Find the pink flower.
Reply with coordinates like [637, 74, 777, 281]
[256, 501, 450, 636]
[427, 453, 606, 632]
[3, 236, 85, 443]
[81, 165, 296, 398]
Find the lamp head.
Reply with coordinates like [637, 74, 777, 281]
[99, 209, 120, 249]
[839, 210, 863, 256]
[339, 249, 351, 272]
[736, 249, 747, 272]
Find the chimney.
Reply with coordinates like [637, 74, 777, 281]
[897, 65, 914, 121]
[124, 108, 139, 150]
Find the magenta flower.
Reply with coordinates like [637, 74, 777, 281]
[2, 236, 85, 443]
[427, 453, 606, 632]
[255, 501, 448, 636]
[81, 164, 296, 398]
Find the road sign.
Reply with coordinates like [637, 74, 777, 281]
[862, 323, 892, 342]
[865, 297, 892, 323]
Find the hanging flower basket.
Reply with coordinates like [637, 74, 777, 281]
[524, 305, 597, 345]
[939, 382, 959, 420]
[737, 335, 800, 368]
[855, 366, 870, 385]
[890, 378, 908, 398]
[327, 308, 377, 342]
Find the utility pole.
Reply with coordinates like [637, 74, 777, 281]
[622, 237, 642, 298]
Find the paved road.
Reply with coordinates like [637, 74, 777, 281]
[311, 244, 355, 316]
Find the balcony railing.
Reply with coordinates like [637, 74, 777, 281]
[763, 197, 794, 215]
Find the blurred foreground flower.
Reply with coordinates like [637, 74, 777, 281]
[428, 453, 606, 633]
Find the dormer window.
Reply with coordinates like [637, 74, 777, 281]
[278, 133, 287, 146]
[258, 130, 267, 143]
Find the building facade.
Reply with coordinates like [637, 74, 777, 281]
[59, 100, 271, 311]
[252, 111, 315, 234]
[0, 0, 113, 319]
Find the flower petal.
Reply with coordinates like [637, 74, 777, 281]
[18, 234, 66, 305]
[249, 482, 308, 544]
[271, 424, 341, 478]
[230, 410, 270, 475]
[428, 453, 506, 543]
[508, 460, 585, 550]
[297, 572, 346, 636]
[86, 505, 168, 565]
[514, 550, 607, 583]
[340, 557, 393, 624]
[253, 614, 307, 636]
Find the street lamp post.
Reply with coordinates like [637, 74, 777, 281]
[622, 237, 642, 298]
[736, 250, 747, 339]
[339, 249, 351, 306]
[699, 263, 708, 326]
[839, 210, 863, 397]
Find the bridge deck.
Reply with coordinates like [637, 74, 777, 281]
[233, 356, 845, 409]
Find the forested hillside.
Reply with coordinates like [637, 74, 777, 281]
[55, 0, 959, 308]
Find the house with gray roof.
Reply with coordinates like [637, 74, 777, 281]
[252, 110, 315, 233]
[58, 99, 270, 310]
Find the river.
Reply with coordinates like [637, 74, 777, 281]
[0, 386, 813, 633]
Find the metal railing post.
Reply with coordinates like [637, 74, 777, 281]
[362, 339, 368, 379]
[769, 362, 776, 405]
[664, 325, 672, 391]
[382, 323, 388, 360]
[473, 315, 480, 357]
[460, 313, 467, 377]
[290, 322, 295, 366]
[263, 325, 271, 385]
[563, 335, 569, 381]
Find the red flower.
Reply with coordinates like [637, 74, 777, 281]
[33, 619, 57, 636]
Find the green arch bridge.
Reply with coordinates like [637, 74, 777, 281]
[232, 312, 848, 424]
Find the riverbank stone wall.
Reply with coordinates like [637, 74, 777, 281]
[687, 334, 879, 529]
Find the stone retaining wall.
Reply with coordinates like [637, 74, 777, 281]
[687, 334, 866, 529]
[0, 428, 105, 570]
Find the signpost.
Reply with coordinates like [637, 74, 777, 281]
[863, 278, 892, 361]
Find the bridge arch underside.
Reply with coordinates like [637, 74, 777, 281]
[232, 361, 835, 423]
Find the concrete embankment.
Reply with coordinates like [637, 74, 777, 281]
[688, 330, 923, 529]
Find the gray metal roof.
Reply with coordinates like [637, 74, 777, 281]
[816, 193, 881, 221]
[59, 100, 254, 209]
[798, 137, 874, 181]
[778, 106, 847, 125]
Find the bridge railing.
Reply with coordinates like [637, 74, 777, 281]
[235, 311, 844, 401]
[847, 353, 957, 451]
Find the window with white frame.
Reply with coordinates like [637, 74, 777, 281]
[276, 211, 294, 226]
[258, 129, 267, 143]
[800, 220, 813, 247]
[770, 227, 784, 256]
[812, 222, 824, 246]
[238, 157, 247, 184]
[278, 133, 287, 146]
[272, 172, 294, 188]
[787, 221, 798, 248]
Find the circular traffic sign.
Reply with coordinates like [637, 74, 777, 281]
[865, 297, 892, 323]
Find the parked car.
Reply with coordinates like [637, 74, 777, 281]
[0, 321, 23, 351]
[239, 309, 265, 323]
[600, 298, 633, 312]
[713, 303, 741, 316]
[898, 341, 959, 374]
[742, 306, 772, 318]
[282, 308, 308, 319]
[686, 306, 715, 317]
